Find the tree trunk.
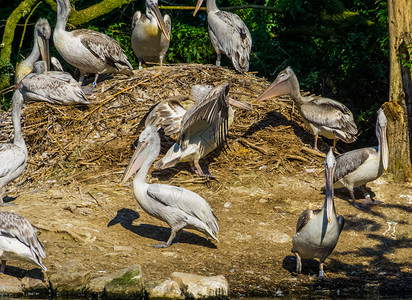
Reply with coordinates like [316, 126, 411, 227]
[383, 0, 412, 181]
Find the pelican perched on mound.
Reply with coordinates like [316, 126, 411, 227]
[20, 61, 89, 106]
[0, 212, 47, 272]
[256, 67, 358, 151]
[292, 149, 344, 278]
[193, 0, 252, 73]
[0, 91, 27, 206]
[15, 18, 50, 84]
[119, 125, 219, 248]
[333, 108, 388, 210]
[53, 0, 133, 89]
[137, 83, 251, 176]
[131, 0, 171, 69]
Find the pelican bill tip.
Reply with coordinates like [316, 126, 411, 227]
[328, 218, 331, 223]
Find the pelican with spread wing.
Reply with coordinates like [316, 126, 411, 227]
[256, 67, 357, 151]
[119, 125, 219, 248]
[193, 0, 252, 73]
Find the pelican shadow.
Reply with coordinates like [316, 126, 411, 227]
[108, 208, 217, 248]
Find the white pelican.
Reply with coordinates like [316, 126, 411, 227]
[131, 0, 171, 69]
[193, 0, 252, 73]
[53, 0, 134, 89]
[0, 212, 47, 272]
[15, 18, 50, 84]
[292, 148, 344, 278]
[256, 67, 358, 151]
[20, 61, 89, 106]
[0, 91, 27, 206]
[138, 83, 251, 176]
[333, 108, 388, 210]
[119, 125, 219, 248]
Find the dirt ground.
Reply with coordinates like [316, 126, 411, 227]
[1, 64, 411, 298]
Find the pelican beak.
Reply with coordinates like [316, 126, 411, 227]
[37, 35, 50, 71]
[380, 125, 388, 171]
[254, 77, 291, 103]
[149, 2, 170, 41]
[325, 149, 336, 223]
[119, 141, 149, 186]
[193, 0, 204, 16]
[228, 98, 253, 110]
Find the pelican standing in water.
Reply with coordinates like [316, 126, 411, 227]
[193, 0, 252, 73]
[256, 67, 358, 151]
[0, 212, 47, 273]
[131, 0, 171, 69]
[333, 108, 388, 210]
[292, 149, 344, 278]
[0, 91, 27, 206]
[119, 125, 219, 248]
[15, 18, 50, 84]
[138, 83, 251, 176]
[53, 0, 133, 89]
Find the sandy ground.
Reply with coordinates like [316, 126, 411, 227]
[1, 65, 411, 298]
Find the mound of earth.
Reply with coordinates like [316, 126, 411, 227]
[0, 64, 411, 298]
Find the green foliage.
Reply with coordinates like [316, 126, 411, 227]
[167, 22, 215, 64]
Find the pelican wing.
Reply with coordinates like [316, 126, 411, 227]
[164, 14, 172, 38]
[208, 11, 252, 72]
[147, 183, 219, 234]
[75, 29, 133, 72]
[21, 73, 89, 105]
[301, 97, 358, 138]
[132, 11, 143, 29]
[177, 83, 230, 149]
[0, 212, 46, 260]
[295, 209, 320, 233]
[136, 95, 188, 136]
[334, 147, 376, 182]
[0, 144, 26, 178]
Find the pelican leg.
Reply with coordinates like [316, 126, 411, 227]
[0, 260, 6, 273]
[349, 189, 368, 210]
[92, 73, 99, 88]
[138, 58, 143, 70]
[152, 227, 178, 248]
[360, 185, 383, 206]
[313, 134, 319, 151]
[318, 262, 324, 277]
[78, 71, 86, 86]
[159, 56, 164, 67]
[295, 253, 302, 274]
[216, 53, 221, 67]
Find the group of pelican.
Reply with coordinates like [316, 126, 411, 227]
[0, 0, 389, 283]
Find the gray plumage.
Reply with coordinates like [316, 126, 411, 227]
[257, 67, 358, 151]
[0, 212, 47, 272]
[131, 0, 171, 69]
[0, 91, 27, 206]
[194, 0, 252, 73]
[292, 149, 344, 277]
[333, 108, 388, 209]
[119, 125, 219, 248]
[21, 61, 89, 106]
[53, 0, 133, 86]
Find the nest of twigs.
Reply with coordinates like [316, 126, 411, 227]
[0, 63, 326, 188]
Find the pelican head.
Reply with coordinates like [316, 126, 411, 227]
[35, 18, 51, 71]
[255, 67, 297, 102]
[193, 0, 204, 16]
[324, 148, 336, 223]
[146, 0, 170, 41]
[376, 108, 388, 171]
[33, 61, 47, 74]
[120, 126, 160, 186]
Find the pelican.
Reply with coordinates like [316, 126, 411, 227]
[131, 0, 171, 69]
[256, 67, 358, 151]
[193, 0, 252, 73]
[119, 125, 219, 248]
[333, 108, 388, 210]
[138, 83, 251, 176]
[20, 61, 89, 106]
[0, 212, 47, 273]
[53, 0, 134, 89]
[15, 18, 50, 84]
[0, 90, 27, 206]
[292, 148, 344, 278]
